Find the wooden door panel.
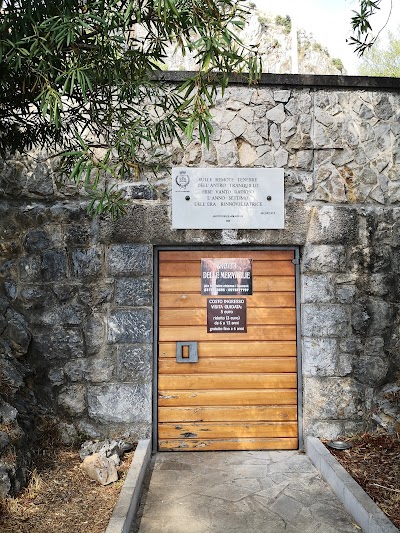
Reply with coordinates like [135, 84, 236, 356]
[158, 389, 297, 406]
[158, 438, 298, 451]
[159, 250, 294, 261]
[159, 308, 296, 326]
[158, 250, 298, 451]
[158, 373, 297, 390]
[159, 261, 295, 277]
[158, 422, 298, 439]
[159, 357, 297, 374]
[159, 276, 295, 293]
[159, 341, 297, 358]
[159, 325, 296, 342]
[158, 405, 298, 423]
[159, 292, 295, 308]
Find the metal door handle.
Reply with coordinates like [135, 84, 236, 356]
[176, 341, 198, 363]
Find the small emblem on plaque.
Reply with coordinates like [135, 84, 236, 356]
[175, 171, 190, 189]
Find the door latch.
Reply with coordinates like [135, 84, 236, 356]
[176, 341, 198, 363]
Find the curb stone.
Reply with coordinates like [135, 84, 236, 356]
[306, 436, 399, 533]
[105, 439, 152, 533]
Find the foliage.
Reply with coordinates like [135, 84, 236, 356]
[0, 0, 261, 218]
[275, 15, 291, 35]
[332, 58, 344, 73]
[311, 42, 329, 56]
[257, 14, 269, 28]
[358, 29, 400, 77]
[349, 0, 393, 55]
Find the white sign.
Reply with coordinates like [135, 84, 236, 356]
[172, 168, 284, 229]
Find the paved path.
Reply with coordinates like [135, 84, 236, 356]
[132, 450, 360, 533]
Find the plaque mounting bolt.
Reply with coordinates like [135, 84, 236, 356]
[267, 196, 272, 201]
[185, 195, 190, 201]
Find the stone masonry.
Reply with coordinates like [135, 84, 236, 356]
[1, 74, 400, 448]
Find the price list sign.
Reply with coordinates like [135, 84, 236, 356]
[207, 298, 247, 333]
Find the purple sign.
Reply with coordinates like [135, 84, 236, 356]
[201, 258, 252, 296]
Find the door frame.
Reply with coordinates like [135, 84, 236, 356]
[153, 245, 303, 452]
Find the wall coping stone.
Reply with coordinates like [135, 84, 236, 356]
[153, 71, 400, 91]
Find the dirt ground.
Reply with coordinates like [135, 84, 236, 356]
[0, 442, 135, 533]
[1, 432, 399, 532]
[326, 432, 400, 530]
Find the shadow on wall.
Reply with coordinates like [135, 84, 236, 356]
[0, 296, 35, 497]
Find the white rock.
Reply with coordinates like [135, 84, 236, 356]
[266, 104, 286, 124]
[226, 99, 242, 111]
[217, 140, 239, 167]
[270, 123, 281, 148]
[255, 151, 274, 167]
[281, 117, 297, 141]
[369, 184, 385, 204]
[220, 129, 235, 145]
[58, 384, 86, 416]
[238, 107, 255, 123]
[219, 110, 236, 128]
[297, 150, 313, 171]
[228, 116, 247, 138]
[274, 148, 289, 167]
[299, 172, 314, 192]
[242, 127, 265, 147]
[256, 121, 269, 139]
[273, 90, 291, 103]
[81, 453, 118, 485]
[108, 453, 121, 466]
[315, 107, 334, 127]
[238, 142, 256, 167]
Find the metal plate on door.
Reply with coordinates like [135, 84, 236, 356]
[176, 341, 198, 363]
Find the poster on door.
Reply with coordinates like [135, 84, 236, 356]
[207, 298, 247, 333]
[201, 258, 252, 295]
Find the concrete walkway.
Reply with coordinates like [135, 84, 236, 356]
[132, 450, 360, 533]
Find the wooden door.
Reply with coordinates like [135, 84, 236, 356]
[157, 250, 298, 451]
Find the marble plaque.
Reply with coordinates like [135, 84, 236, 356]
[172, 167, 284, 229]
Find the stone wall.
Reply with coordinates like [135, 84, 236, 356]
[0, 296, 35, 496]
[1, 201, 154, 442]
[0, 74, 399, 445]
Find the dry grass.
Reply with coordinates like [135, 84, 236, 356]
[0, 375, 15, 399]
[1, 445, 17, 465]
[0, 443, 135, 533]
[326, 432, 400, 529]
[1, 497, 28, 518]
[24, 469, 45, 500]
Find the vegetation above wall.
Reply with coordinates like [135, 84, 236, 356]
[358, 28, 400, 77]
[164, 6, 346, 76]
[0, 0, 392, 218]
[0, 0, 261, 218]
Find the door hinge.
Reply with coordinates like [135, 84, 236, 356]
[292, 258, 300, 265]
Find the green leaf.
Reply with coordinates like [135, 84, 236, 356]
[0, 0, 265, 219]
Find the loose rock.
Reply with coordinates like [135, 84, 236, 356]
[80, 453, 118, 485]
